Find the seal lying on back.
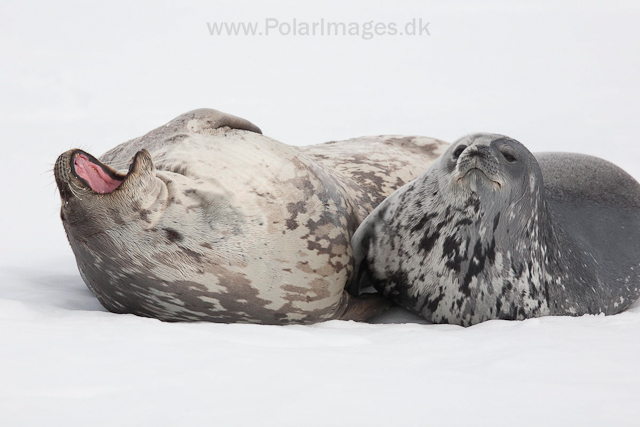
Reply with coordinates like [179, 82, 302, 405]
[348, 133, 640, 326]
[54, 108, 447, 324]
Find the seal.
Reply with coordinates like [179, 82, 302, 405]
[54, 108, 447, 324]
[348, 133, 640, 326]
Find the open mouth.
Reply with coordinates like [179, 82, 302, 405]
[71, 152, 124, 194]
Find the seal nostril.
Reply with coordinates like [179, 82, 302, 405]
[453, 145, 467, 160]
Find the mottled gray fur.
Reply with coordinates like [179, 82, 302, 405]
[349, 133, 640, 326]
[54, 108, 447, 324]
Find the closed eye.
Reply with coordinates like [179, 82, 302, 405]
[500, 148, 518, 163]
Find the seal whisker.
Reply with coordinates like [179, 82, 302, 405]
[67, 180, 88, 201]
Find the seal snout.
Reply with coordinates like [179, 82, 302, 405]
[454, 145, 503, 190]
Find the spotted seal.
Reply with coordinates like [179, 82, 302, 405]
[54, 108, 447, 324]
[348, 133, 640, 326]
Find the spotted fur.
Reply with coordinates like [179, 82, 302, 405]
[349, 133, 640, 326]
[54, 108, 447, 324]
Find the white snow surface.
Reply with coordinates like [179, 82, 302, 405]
[2, 1, 640, 426]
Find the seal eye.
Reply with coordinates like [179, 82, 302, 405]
[453, 145, 467, 160]
[501, 149, 518, 163]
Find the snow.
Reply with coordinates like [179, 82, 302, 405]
[2, 1, 640, 425]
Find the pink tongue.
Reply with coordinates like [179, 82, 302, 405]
[74, 154, 123, 194]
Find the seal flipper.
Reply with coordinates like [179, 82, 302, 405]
[332, 291, 392, 321]
[346, 257, 376, 296]
[192, 108, 262, 134]
[347, 217, 375, 296]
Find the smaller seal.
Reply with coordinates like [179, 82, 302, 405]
[348, 133, 640, 326]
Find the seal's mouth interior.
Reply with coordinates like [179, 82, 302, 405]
[72, 153, 124, 194]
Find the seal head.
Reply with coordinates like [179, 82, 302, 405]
[55, 148, 167, 276]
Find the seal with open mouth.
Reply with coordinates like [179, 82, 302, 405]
[54, 108, 447, 324]
[348, 133, 640, 326]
